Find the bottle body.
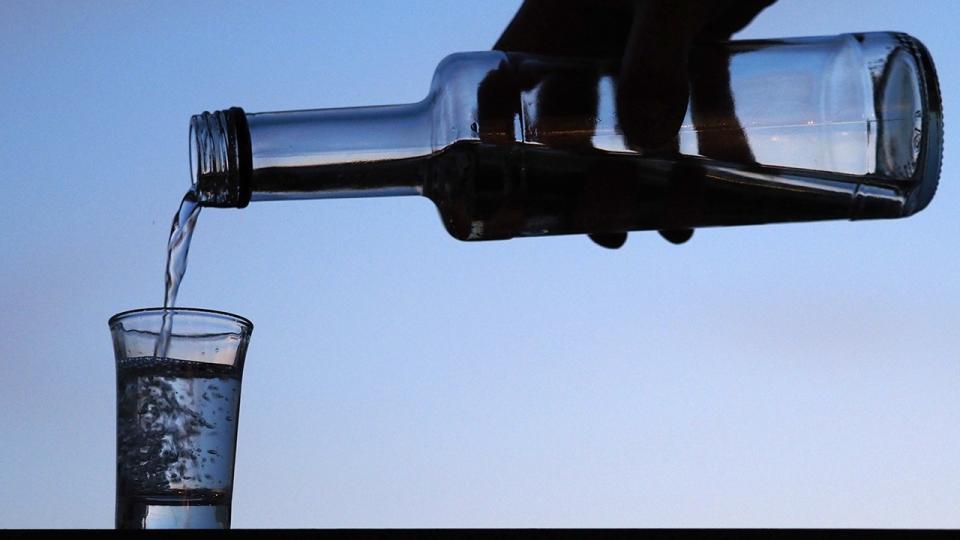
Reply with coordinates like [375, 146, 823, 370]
[190, 32, 942, 241]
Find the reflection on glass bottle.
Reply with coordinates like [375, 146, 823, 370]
[190, 32, 942, 242]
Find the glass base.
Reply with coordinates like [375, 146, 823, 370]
[116, 495, 231, 529]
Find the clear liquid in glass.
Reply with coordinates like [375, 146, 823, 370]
[115, 356, 241, 529]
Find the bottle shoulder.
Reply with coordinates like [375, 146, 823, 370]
[428, 51, 518, 149]
[430, 51, 512, 93]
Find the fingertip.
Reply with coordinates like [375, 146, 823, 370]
[616, 81, 690, 151]
[589, 232, 628, 249]
[659, 229, 694, 244]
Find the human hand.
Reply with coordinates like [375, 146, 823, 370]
[495, 0, 775, 248]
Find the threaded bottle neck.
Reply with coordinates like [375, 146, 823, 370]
[189, 107, 251, 208]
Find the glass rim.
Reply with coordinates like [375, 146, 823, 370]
[108, 307, 253, 331]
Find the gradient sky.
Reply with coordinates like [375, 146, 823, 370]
[1, 0, 959, 529]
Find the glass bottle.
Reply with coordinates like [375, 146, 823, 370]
[189, 32, 942, 242]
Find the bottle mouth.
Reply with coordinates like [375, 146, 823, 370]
[188, 107, 251, 208]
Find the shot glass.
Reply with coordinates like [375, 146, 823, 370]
[109, 308, 253, 529]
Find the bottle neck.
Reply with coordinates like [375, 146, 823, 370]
[191, 102, 433, 207]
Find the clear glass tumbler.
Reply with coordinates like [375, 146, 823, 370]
[108, 308, 253, 529]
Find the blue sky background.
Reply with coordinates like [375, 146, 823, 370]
[1, 0, 959, 529]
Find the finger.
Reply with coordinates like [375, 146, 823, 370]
[492, 1, 630, 140]
[495, 1, 636, 248]
[616, 1, 710, 151]
[477, 64, 523, 144]
[687, 1, 773, 163]
[658, 229, 694, 244]
[589, 232, 628, 249]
